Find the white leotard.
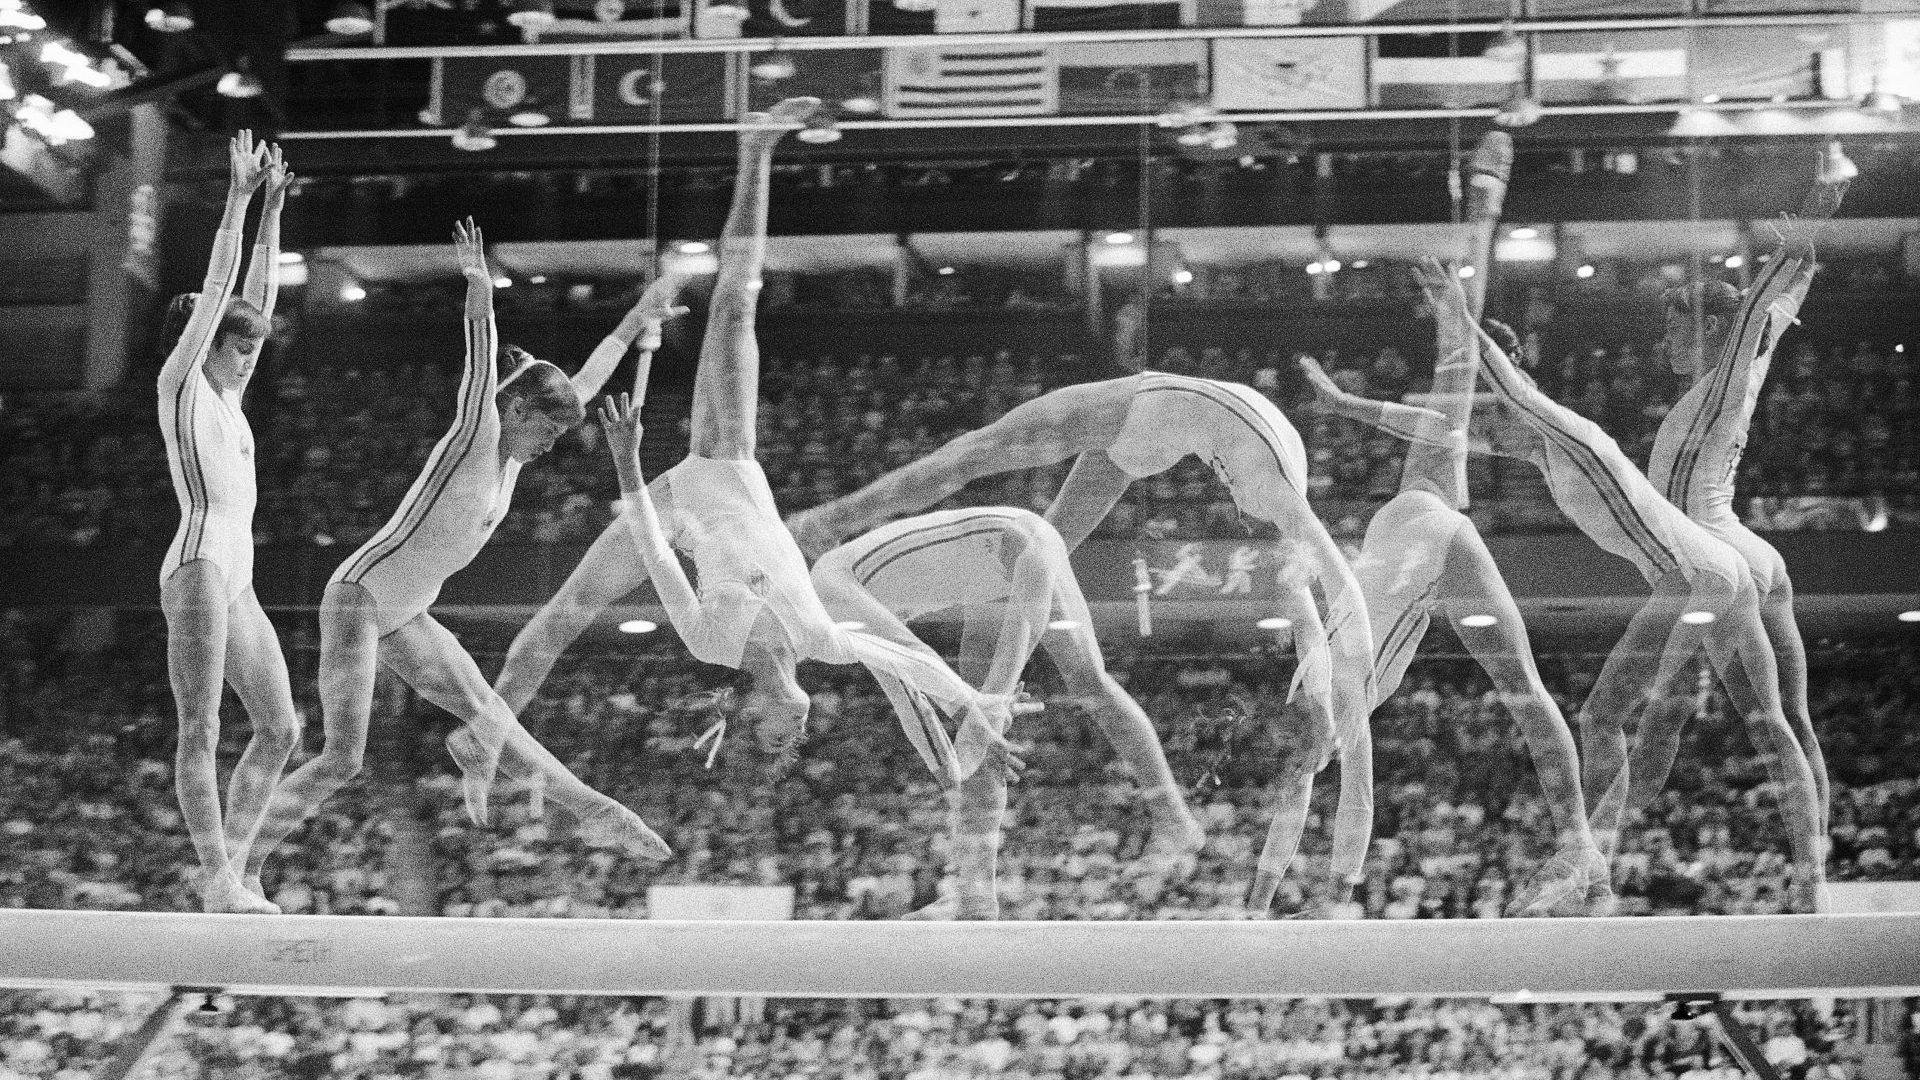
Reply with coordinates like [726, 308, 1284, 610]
[331, 312, 521, 636]
[1105, 372, 1311, 527]
[159, 229, 257, 603]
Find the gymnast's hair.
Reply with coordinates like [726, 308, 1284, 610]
[1662, 280, 1742, 320]
[158, 294, 271, 358]
[498, 344, 586, 426]
[1481, 317, 1529, 367]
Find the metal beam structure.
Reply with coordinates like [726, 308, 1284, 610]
[2, 910, 1917, 999]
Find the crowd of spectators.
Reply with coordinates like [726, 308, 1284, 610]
[3, 990, 1899, 1080]
[3, 602, 1917, 925]
[2, 302, 1914, 551]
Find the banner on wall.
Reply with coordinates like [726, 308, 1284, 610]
[746, 49, 884, 112]
[1532, 32, 1688, 105]
[1372, 54, 1519, 108]
[1210, 37, 1366, 110]
[1026, 0, 1189, 32]
[428, 55, 575, 126]
[580, 51, 738, 123]
[1056, 40, 1208, 115]
[883, 43, 1058, 117]
[867, 0, 1021, 34]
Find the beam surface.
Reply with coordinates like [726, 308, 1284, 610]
[1, 911, 1917, 999]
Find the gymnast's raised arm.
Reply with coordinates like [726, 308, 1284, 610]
[1297, 355, 1461, 453]
[602, 393, 766, 665]
[159, 132, 267, 392]
[570, 271, 689, 404]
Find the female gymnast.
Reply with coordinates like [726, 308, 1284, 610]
[157, 132, 299, 913]
[243, 219, 672, 886]
[810, 507, 1205, 918]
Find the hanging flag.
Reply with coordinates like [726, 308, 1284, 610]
[867, 0, 1020, 32]
[747, 48, 886, 113]
[1026, 0, 1187, 32]
[517, 0, 691, 40]
[1194, 0, 1320, 27]
[583, 52, 737, 124]
[1533, 31, 1687, 105]
[1209, 37, 1366, 110]
[883, 44, 1058, 118]
[1372, 55, 1519, 108]
[429, 55, 574, 127]
[1690, 27, 1823, 101]
[1057, 40, 1206, 115]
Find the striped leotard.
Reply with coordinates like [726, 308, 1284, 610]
[1648, 251, 1810, 594]
[159, 228, 256, 603]
[1476, 356, 1745, 592]
[1105, 372, 1311, 526]
[330, 311, 521, 636]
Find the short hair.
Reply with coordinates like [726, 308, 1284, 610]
[497, 344, 585, 426]
[1481, 317, 1522, 357]
[1663, 280, 1742, 320]
[216, 298, 271, 348]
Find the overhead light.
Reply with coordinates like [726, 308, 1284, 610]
[1175, 126, 1212, 147]
[1156, 99, 1216, 129]
[452, 109, 497, 152]
[528, 274, 548, 284]
[1723, 254, 1744, 269]
[936, 266, 955, 275]
[1255, 617, 1293, 631]
[0, 3, 42, 30]
[1047, 620, 1081, 631]
[276, 251, 305, 265]
[1575, 264, 1595, 279]
[1483, 23, 1525, 62]
[144, 2, 191, 31]
[1457, 265, 1476, 279]
[833, 620, 867, 631]
[1458, 614, 1498, 628]
[339, 282, 366, 302]
[216, 59, 264, 99]
[46, 107, 92, 143]
[797, 114, 841, 144]
[1897, 610, 1920, 623]
[618, 619, 657, 634]
[1321, 258, 1342, 273]
[1509, 226, 1539, 240]
[493, 275, 513, 288]
[1679, 610, 1716, 625]
[749, 50, 796, 81]
[1171, 268, 1194, 285]
[840, 94, 880, 115]
[506, 0, 557, 29]
[324, 0, 374, 35]
[1701, 94, 1722, 104]
[1306, 261, 1324, 275]
[1350, 259, 1369, 269]
[508, 109, 551, 127]
[1203, 121, 1238, 151]
[1104, 231, 1135, 245]
[677, 240, 711, 255]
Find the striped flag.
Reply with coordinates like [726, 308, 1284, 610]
[883, 44, 1058, 119]
[1026, 0, 1188, 32]
[1533, 32, 1687, 104]
[1372, 55, 1519, 108]
[1209, 37, 1366, 110]
[1057, 40, 1207, 115]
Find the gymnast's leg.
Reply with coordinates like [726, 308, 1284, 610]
[1043, 450, 1136, 553]
[218, 588, 302, 902]
[788, 379, 1137, 559]
[396, 614, 670, 861]
[245, 581, 380, 882]
[1758, 571, 1827, 839]
[1435, 527, 1603, 913]
[495, 519, 651, 715]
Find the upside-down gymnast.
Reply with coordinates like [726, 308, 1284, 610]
[783, 325, 1375, 910]
[498, 102, 1029, 800]
[1414, 256, 1825, 911]
[1628, 147, 1850, 859]
[244, 219, 647, 886]
[157, 133, 298, 913]
[1285, 134, 1607, 917]
[810, 507, 1207, 918]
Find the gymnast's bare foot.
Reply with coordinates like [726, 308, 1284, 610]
[575, 804, 673, 862]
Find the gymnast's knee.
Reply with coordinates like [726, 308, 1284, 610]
[307, 739, 365, 785]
